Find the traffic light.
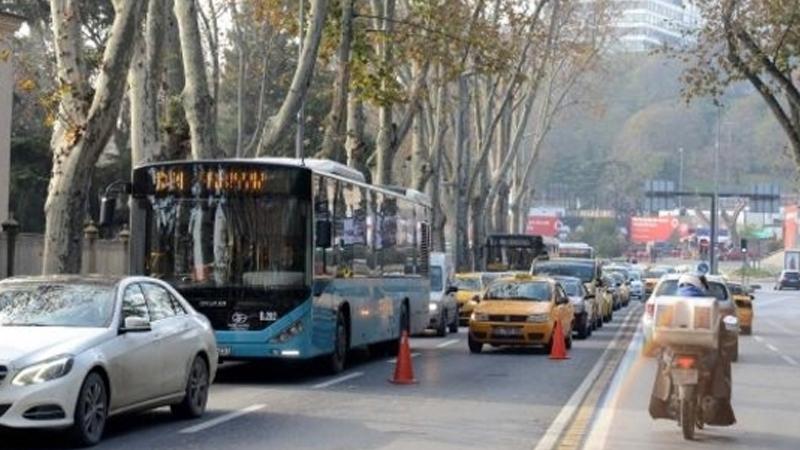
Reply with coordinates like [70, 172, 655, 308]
[740, 238, 748, 253]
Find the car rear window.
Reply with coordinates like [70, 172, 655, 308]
[654, 279, 729, 300]
[784, 272, 800, 280]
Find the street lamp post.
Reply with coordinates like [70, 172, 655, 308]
[678, 147, 684, 210]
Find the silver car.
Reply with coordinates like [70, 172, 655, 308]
[0, 276, 217, 446]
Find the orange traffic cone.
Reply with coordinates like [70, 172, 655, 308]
[549, 320, 570, 360]
[389, 330, 417, 384]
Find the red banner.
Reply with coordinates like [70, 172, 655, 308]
[526, 215, 561, 237]
[785, 205, 798, 250]
[629, 216, 679, 244]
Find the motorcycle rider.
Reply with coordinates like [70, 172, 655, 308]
[649, 273, 736, 426]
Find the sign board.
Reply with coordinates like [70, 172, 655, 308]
[784, 205, 798, 250]
[526, 215, 561, 237]
[751, 183, 780, 213]
[629, 216, 679, 244]
[643, 179, 676, 213]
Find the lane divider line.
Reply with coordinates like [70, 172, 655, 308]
[532, 305, 640, 450]
[436, 339, 460, 349]
[312, 371, 364, 389]
[386, 352, 421, 364]
[179, 404, 266, 434]
[781, 355, 799, 367]
[753, 335, 764, 343]
[766, 343, 780, 353]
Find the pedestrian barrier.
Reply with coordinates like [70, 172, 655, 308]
[549, 320, 570, 360]
[389, 331, 417, 384]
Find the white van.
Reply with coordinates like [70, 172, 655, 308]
[428, 252, 459, 336]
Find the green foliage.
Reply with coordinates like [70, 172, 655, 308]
[570, 219, 624, 258]
[9, 137, 50, 232]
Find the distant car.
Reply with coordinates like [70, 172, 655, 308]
[775, 270, 800, 290]
[468, 275, 574, 353]
[553, 276, 595, 339]
[0, 276, 218, 446]
[427, 253, 459, 336]
[453, 273, 484, 326]
[642, 274, 739, 360]
[628, 270, 645, 300]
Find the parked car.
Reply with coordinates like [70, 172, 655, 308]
[642, 274, 739, 360]
[553, 276, 595, 339]
[775, 270, 800, 290]
[468, 275, 574, 353]
[428, 253, 459, 336]
[0, 276, 218, 446]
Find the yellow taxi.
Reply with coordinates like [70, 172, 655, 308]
[642, 267, 669, 296]
[453, 273, 484, 325]
[598, 285, 614, 323]
[727, 282, 754, 334]
[468, 275, 574, 353]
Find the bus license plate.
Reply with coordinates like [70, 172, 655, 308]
[218, 346, 231, 357]
[671, 368, 698, 385]
[494, 327, 522, 336]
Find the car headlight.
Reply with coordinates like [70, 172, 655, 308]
[471, 312, 488, 322]
[527, 314, 550, 323]
[429, 303, 439, 312]
[12, 356, 74, 386]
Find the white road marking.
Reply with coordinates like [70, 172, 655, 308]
[386, 352, 421, 364]
[436, 339, 460, 349]
[767, 343, 780, 352]
[312, 371, 364, 389]
[781, 355, 799, 366]
[179, 404, 266, 434]
[533, 305, 640, 450]
[753, 335, 764, 343]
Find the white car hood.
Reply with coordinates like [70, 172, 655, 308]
[0, 326, 109, 366]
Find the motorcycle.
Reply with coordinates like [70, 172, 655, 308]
[648, 295, 738, 440]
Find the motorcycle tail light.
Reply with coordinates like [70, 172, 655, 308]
[675, 356, 696, 369]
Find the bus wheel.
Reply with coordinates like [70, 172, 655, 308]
[325, 311, 348, 374]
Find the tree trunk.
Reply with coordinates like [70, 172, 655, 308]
[318, 0, 353, 162]
[374, 0, 396, 186]
[455, 75, 471, 271]
[429, 65, 448, 252]
[43, 0, 145, 274]
[174, 0, 219, 159]
[129, 0, 164, 166]
[161, 0, 188, 160]
[345, 91, 368, 178]
[256, 0, 330, 156]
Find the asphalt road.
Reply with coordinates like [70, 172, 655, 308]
[581, 287, 800, 449]
[1, 305, 641, 450]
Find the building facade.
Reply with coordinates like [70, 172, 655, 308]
[611, 0, 700, 52]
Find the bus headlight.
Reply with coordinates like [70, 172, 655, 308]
[270, 319, 305, 344]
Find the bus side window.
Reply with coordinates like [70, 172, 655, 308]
[314, 176, 334, 277]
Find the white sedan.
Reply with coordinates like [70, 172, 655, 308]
[0, 275, 217, 446]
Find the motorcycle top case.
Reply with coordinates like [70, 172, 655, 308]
[651, 296, 719, 350]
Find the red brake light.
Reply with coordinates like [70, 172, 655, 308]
[675, 356, 696, 369]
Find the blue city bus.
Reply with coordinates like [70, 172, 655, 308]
[130, 158, 431, 373]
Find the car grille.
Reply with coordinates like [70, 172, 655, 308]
[0, 365, 7, 382]
[490, 333, 524, 340]
[735, 300, 752, 309]
[488, 315, 527, 323]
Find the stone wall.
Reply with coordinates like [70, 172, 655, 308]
[0, 233, 128, 279]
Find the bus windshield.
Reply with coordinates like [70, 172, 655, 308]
[147, 195, 310, 288]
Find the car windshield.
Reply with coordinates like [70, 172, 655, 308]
[0, 282, 116, 328]
[430, 267, 444, 292]
[561, 282, 580, 297]
[532, 262, 595, 283]
[485, 281, 551, 301]
[654, 279, 729, 300]
[728, 284, 744, 295]
[454, 276, 481, 291]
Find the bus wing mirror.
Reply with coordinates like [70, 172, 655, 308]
[99, 196, 116, 227]
[315, 220, 332, 248]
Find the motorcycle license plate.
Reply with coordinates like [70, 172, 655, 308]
[672, 368, 698, 385]
[494, 327, 522, 336]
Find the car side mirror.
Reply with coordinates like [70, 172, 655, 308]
[749, 294, 755, 301]
[472, 295, 481, 304]
[120, 316, 151, 333]
[446, 286, 458, 295]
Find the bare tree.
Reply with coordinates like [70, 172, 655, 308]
[174, 0, 220, 159]
[42, 0, 146, 274]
